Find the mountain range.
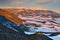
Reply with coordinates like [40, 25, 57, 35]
[1, 8, 60, 18]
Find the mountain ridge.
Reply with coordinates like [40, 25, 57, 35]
[0, 8, 60, 18]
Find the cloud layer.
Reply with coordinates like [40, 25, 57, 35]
[0, 0, 58, 5]
[35, 0, 57, 4]
[10, 0, 57, 5]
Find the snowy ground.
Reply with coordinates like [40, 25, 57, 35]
[24, 25, 60, 40]
[48, 35, 60, 40]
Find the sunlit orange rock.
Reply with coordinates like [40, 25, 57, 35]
[0, 9, 25, 24]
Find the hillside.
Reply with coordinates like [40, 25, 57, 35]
[0, 15, 52, 40]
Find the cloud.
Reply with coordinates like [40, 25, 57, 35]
[9, 0, 58, 7]
[34, 0, 57, 4]
[0, 0, 58, 6]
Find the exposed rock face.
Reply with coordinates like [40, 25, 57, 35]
[1, 8, 60, 18]
[0, 9, 25, 24]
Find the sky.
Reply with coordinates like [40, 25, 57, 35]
[0, 0, 60, 13]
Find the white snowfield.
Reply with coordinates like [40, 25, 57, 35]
[48, 35, 60, 40]
[19, 16, 60, 34]
[19, 16, 60, 40]
[18, 16, 49, 21]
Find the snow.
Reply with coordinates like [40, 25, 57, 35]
[48, 35, 60, 40]
[20, 16, 60, 40]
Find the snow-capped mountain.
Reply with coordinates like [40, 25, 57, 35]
[1, 8, 60, 18]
